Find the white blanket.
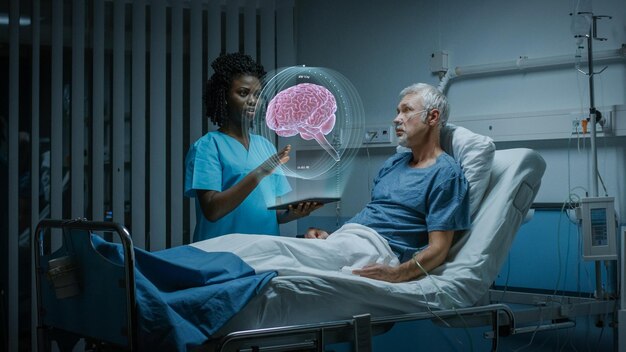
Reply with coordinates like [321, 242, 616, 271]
[191, 223, 467, 332]
[192, 223, 399, 279]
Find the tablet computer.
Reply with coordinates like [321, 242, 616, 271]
[267, 197, 341, 210]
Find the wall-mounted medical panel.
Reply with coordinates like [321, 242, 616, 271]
[452, 104, 625, 142]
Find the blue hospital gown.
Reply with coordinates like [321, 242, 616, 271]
[347, 151, 470, 260]
[185, 132, 292, 242]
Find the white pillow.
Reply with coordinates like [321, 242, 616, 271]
[396, 123, 495, 216]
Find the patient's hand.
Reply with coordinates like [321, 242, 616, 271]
[353, 264, 404, 283]
[303, 227, 329, 239]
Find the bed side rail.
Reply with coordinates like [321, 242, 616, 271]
[215, 318, 384, 352]
[33, 219, 137, 351]
[214, 304, 515, 352]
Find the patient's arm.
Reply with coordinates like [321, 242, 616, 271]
[353, 230, 454, 283]
[411, 230, 455, 277]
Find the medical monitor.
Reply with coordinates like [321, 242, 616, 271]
[581, 197, 617, 261]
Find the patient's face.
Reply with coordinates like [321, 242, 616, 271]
[393, 93, 428, 147]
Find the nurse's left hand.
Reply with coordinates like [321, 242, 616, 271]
[288, 202, 323, 218]
[353, 264, 403, 283]
[258, 145, 291, 176]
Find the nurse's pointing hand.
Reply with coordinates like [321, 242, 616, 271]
[258, 145, 291, 176]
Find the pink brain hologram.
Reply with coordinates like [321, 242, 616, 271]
[266, 83, 340, 160]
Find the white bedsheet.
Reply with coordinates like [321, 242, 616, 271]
[192, 224, 448, 332]
[191, 148, 546, 333]
[193, 223, 399, 278]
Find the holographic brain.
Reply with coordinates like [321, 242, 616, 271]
[250, 66, 364, 181]
[266, 83, 340, 161]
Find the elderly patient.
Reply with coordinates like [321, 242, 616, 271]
[305, 83, 470, 283]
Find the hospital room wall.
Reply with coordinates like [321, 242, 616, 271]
[293, 0, 626, 226]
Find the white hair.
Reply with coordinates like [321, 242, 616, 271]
[399, 83, 449, 126]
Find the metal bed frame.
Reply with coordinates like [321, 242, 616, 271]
[32, 218, 623, 352]
[33, 219, 138, 352]
[209, 291, 618, 352]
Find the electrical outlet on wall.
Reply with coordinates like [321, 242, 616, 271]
[569, 108, 614, 135]
[571, 117, 582, 134]
[363, 125, 392, 144]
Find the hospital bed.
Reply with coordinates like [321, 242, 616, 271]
[196, 146, 547, 351]
[34, 146, 620, 351]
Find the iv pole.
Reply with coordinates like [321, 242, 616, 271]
[575, 9, 612, 316]
[576, 12, 610, 200]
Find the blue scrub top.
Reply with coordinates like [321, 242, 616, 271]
[347, 152, 469, 255]
[185, 131, 292, 242]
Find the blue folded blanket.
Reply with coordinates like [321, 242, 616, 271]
[92, 235, 276, 351]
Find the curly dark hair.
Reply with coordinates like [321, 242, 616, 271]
[204, 52, 266, 127]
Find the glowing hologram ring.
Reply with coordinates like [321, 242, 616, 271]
[250, 66, 364, 180]
[266, 83, 339, 161]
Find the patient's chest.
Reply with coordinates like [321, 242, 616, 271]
[371, 161, 434, 213]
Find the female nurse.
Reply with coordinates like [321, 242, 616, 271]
[185, 53, 320, 242]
